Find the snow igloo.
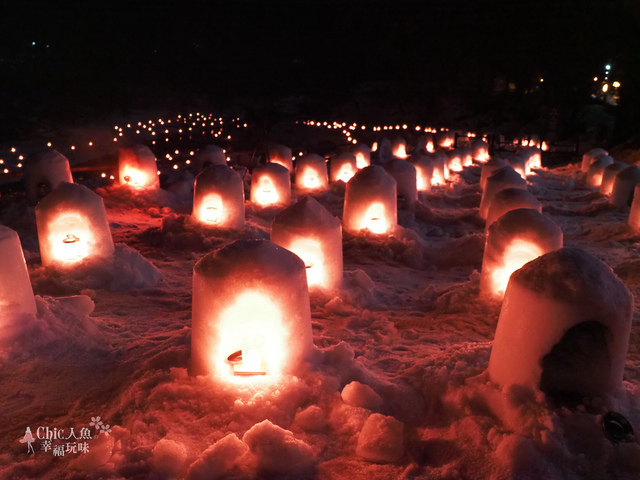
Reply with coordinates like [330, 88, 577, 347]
[488, 247, 633, 400]
[391, 137, 408, 159]
[343, 165, 397, 235]
[627, 184, 640, 230]
[409, 154, 433, 193]
[431, 152, 449, 186]
[0, 225, 37, 316]
[383, 159, 418, 209]
[610, 165, 640, 208]
[351, 143, 371, 169]
[581, 147, 608, 173]
[485, 188, 542, 231]
[480, 157, 509, 191]
[600, 162, 628, 196]
[480, 208, 562, 298]
[250, 163, 291, 208]
[192, 165, 245, 229]
[330, 152, 357, 183]
[294, 154, 329, 193]
[119, 145, 160, 189]
[472, 139, 490, 163]
[24, 150, 73, 205]
[447, 150, 464, 173]
[436, 131, 455, 149]
[191, 240, 314, 379]
[193, 145, 226, 172]
[415, 133, 435, 154]
[586, 154, 614, 187]
[268, 144, 293, 172]
[271, 197, 343, 291]
[35, 183, 114, 267]
[479, 167, 528, 219]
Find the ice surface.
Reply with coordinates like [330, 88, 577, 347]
[485, 188, 542, 230]
[295, 153, 329, 192]
[356, 414, 404, 463]
[271, 196, 343, 291]
[35, 182, 115, 267]
[611, 165, 640, 208]
[343, 166, 397, 235]
[192, 165, 245, 230]
[23, 149, 74, 205]
[489, 247, 633, 398]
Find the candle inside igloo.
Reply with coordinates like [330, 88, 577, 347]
[351, 144, 371, 169]
[383, 159, 418, 208]
[193, 165, 245, 229]
[271, 197, 343, 291]
[610, 165, 640, 208]
[447, 150, 464, 173]
[391, 137, 408, 159]
[472, 139, 490, 163]
[119, 145, 160, 189]
[480, 208, 562, 298]
[269, 144, 294, 172]
[479, 167, 528, 219]
[431, 152, 449, 185]
[330, 153, 357, 183]
[191, 240, 314, 378]
[488, 247, 632, 400]
[35, 182, 115, 267]
[250, 163, 291, 208]
[415, 133, 435, 154]
[0, 225, 37, 316]
[193, 145, 227, 171]
[295, 154, 329, 192]
[343, 165, 397, 235]
[24, 150, 74, 205]
[586, 154, 613, 187]
[485, 188, 542, 231]
[581, 147, 608, 172]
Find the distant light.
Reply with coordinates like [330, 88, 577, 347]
[88, 142, 93, 146]
[605, 64, 611, 71]
[10, 147, 15, 153]
[613, 81, 621, 88]
[602, 84, 609, 93]
[101, 173, 106, 178]
[18, 155, 23, 160]
[539, 78, 544, 82]
[594, 77, 598, 81]
[71, 146, 75, 150]
[32, 41, 36, 46]
[47, 142, 52, 147]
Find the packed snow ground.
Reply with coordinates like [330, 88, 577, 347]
[1, 149, 640, 480]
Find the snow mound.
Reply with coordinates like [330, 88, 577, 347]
[342, 381, 383, 410]
[356, 414, 404, 463]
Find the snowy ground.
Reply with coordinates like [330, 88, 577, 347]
[1, 129, 640, 480]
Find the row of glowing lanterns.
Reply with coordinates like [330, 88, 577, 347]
[5, 132, 633, 398]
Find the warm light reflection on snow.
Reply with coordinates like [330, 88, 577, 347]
[490, 239, 543, 295]
[215, 291, 286, 380]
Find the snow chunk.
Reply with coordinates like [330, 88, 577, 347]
[342, 381, 383, 410]
[153, 438, 188, 478]
[356, 414, 404, 463]
[295, 405, 327, 432]
[186, 433, 254, 480]
[242, 420, 316, 476]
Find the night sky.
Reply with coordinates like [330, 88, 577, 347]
[1, 0, 639, 141]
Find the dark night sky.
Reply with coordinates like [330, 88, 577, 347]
[1, 0, 639, 140]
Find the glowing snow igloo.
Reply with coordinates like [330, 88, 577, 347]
[480, 208, 562, 298]
[415, 133, 435, 154]
[268, 144, 293, 172]
[383, 159, 418, 208]
[191, 240, 314, 378]
[343, 165, 397, 235]
[436, 131, 455, 149]
[271, 197, 343, 291]
[458, 147, 474, 167]
[35, 182, 114, 267]
[479, 167, 528, 219]
[627, 184, 640, 230]
[472, 139, 490, 163]
[330, 152, 358, 183]
[351, 144, 371, 169]
[119, 145, 160, 189]
[610, 165, 640, 208]
[431, 152, 450, 185]
[193, 145, 227, 171]
[586, 154, 614, 187]
[193, 165, 245, 229]
[294, 154, 329, 192]
[250, 163, 291, 208]
[376, 138, 393, 164]
[447, 150, 464, 173]
[600, 162, 628, 196]
[480, 157, 509, 191]
[24, 150, 74, 205]
[0, 225, 37, 316]
[485, 188, 542, 231]
[489, 247, 633, 400]
[581, 147, 608, 173]
[507, 154, 528, 179]
[408, 154, 434, 193]
[391, 137, 408, 159]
